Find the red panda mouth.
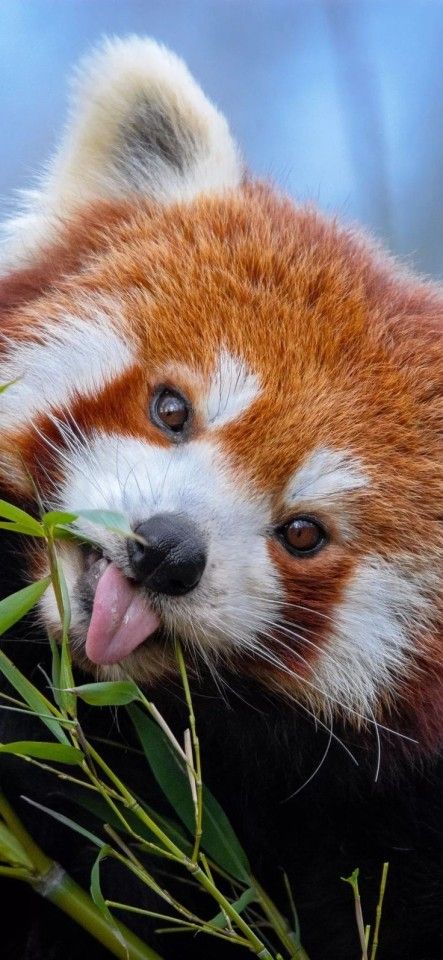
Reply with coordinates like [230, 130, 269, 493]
[82, 551, 161, 666]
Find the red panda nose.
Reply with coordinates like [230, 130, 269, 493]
[127, 513, 207, 596]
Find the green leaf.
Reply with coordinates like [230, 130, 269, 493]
[0, 521, 45, 537]
[75, 510, 135, 538]
[23, 797, 103, 847]
[42, 511, 78, 528]
[210, 886, 256, 928]
[91, 844, 128, 952]
[0, 647, 69, 744]
[0, 741, 83, 765]
[127, 705, 251, 882]
[0, 822, 33, 868]
[0, 500, 44, 536]
[0, 578, 51, 638]
[72, 681, 142, 707]
[51, 525, 81, 541]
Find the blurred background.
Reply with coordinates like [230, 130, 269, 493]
[0, 0, 442, 277]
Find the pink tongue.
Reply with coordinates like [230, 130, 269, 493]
[86, 563, 160, 666]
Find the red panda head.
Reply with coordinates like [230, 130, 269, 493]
[0, 37, 442, 745]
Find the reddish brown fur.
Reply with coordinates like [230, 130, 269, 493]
[1, 183, 442, 742]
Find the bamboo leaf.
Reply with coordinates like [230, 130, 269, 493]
[23, 797, 103, 847]
[51, 526, 82, 541]
[0, 500, 44, 536]
[74, 510, 146, 544]
[0, 741, 83, 765]
[72, 681, 141, 707]
[91, 844, 128, 952]
[0, 578, 51, 638]
[42, 511, 78, 528]
[0, 647, 69, 744]
[0, 521, 45, 537]
[210, 886, 256, 928]
[127, 705, 251, 881]
[75, 510, 134, 537]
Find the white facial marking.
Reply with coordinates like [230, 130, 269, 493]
[287, 447, 368, 505]
[0, 304, 133, 432]
[312, 556, 433, 716]
[45, 430, 279, 667]
[206, 350, 261, 427]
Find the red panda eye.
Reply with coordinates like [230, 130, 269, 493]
[278, 517, 326, 556]
[151, 388, 190, 435]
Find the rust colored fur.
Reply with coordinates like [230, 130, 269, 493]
[1, 184, 442, 748]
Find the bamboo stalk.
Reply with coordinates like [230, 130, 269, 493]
[370, 863, 389, 960]
[36, 864, 163, 960]
[174, 641, 203, 864]
[0, 793, 163, 960]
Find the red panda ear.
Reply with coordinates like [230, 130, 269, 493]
[0, 35, 243, 270]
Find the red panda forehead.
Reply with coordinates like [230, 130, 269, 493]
[1, 186, 440, 514]
[58, 187, 436, 405]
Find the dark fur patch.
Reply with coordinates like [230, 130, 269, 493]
[113, 95, 200, 191]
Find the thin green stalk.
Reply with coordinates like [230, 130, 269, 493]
[141, 698, 188, 764]
[174, 640, 203, 864]
[106, 826, 267, 952]
[342, 869, 367, 960]
[109, 900, 250, 948]
[77, 740, 275, 958]
[107, 846, 213, 930]
[154, 923, 251, 946]
[370, 863, 389, 960]
[253, 877, 310, 959]
[9, 751, 107, 794]
[45, 530, 76, 717]
[201, 851, 234, 933]
[104, 821, 178, 866]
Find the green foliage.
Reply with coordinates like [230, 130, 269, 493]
[128, 703, 251, 882]
[0, 578, 51, 636]
[0, 496, 389, 959]
[73, 680, 141, 706]
[0, 646, 70, 744]
[0, 741, 83, 764]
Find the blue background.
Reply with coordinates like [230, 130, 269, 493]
[1, 1, 442, 276]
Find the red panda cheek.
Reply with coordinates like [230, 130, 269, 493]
[266, 539, 356, 677]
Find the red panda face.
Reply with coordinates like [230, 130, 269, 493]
[0, 38, 441, 738]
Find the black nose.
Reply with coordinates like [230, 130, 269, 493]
[127, 512, 207, 596]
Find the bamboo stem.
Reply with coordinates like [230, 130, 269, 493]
[37, 864, 163, 960]
[0, 793, 162, 960]
[370, 863, 389, 960]
[174, 641, 203, 864]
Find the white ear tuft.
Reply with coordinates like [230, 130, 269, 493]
[1, 35, 243, 268]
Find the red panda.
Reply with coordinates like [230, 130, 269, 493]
[0, 36, 442, 960]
